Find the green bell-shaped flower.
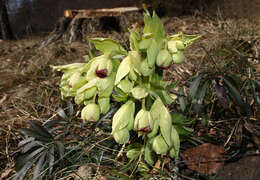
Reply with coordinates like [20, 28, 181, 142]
[152, 134, 169, 155]
[111, 100, 135, 144]
[172, 51, 185, 64]
[81, 103, 100, 122]
[115, 51, 141, 85]
[98, 97, 110, 114]
[112, 100, 135, 134]
[86, 55, 113, 81]
[131, 86, 148, 100]
[113, 128, 130, 144]
[68, 71, 87, 91]
[167, 40, 178, 53]
[169, 125, 180, 157]
[156, 49, 173, 68]
[134, 109, 153, 133]
[175, 40, 185, 50]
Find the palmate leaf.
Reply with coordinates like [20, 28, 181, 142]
[43, 119, 67, 131]
[144, 144, 155, 166]
[18, 137, 35, 148]
[56, 141, 65, 158]
[89, 38, 127, 56]
[178, 87, 186, 112]
[19, 129, 50, 142]
[223, 77, 246, 111]
[193, 80, 209, 113]
[147, 38, 159, 68]
[48, 146, 55, 175]
[15, 147, 45, 172]
[29, 121, 53, 139]
[168, 32, 201, 48]
[57, 108, 69, 120]
[189, 75, 202, 100]
[33, 151, 47, 180]
[143, 11, 165, 40]
[250, 80, 260, 112]
[129, 28, 141, 51]
[13, 155, 39, 180]
[20, 141, 44, 153]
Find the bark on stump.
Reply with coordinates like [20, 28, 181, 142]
[39, 7, 143, 49]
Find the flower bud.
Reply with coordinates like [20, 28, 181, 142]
[172, 51, 185, 64]
[167, 41, 178, 53]
[152, 134, 169, 155]
[156, 49, 173, 68]
[175, 40, 185, 50]
[131, 86, 148, 100]
[81, 103, 100, 122]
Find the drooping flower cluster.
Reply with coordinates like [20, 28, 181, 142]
[52, 10, 200, 164]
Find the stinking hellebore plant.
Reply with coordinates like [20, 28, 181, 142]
[51, 10, 200, 167]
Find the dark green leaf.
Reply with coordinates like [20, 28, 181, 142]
[171, 113, 188, 124]
[56, 141, 65, 159]
[33, 150, 47, 180]
[15, 147, 45, 172]
[66, 101, 74, 117]
[251, 80, 260, 112]
[179, 87, 186, 112]
[166, 81, 179, 90]
[196, 80, 209, 102]
[21, 141, 44, 153]
[57, 108, 69, 120]
[223, 77, 246, 110]
[29, 121, 53, 139]
[18, 137, 35, 148]
[19, 129, 50, 142]
[189, 75, 202, 100]
[14, 155, 39, 180]
[48, 146, 55, 175]
[43, 119, 67, 130]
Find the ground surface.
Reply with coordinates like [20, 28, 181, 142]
[0, 12, 259, 179]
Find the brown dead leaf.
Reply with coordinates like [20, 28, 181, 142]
[77, 165, 93, 178]
[180, 143, 226, 175]
[151, 159, 161, 174]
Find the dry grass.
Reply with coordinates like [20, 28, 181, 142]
[0, 12, 259, 179]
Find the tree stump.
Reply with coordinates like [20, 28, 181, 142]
[39, 7, 144, 49]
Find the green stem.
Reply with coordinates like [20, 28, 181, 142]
[142, 98, 146, 110]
